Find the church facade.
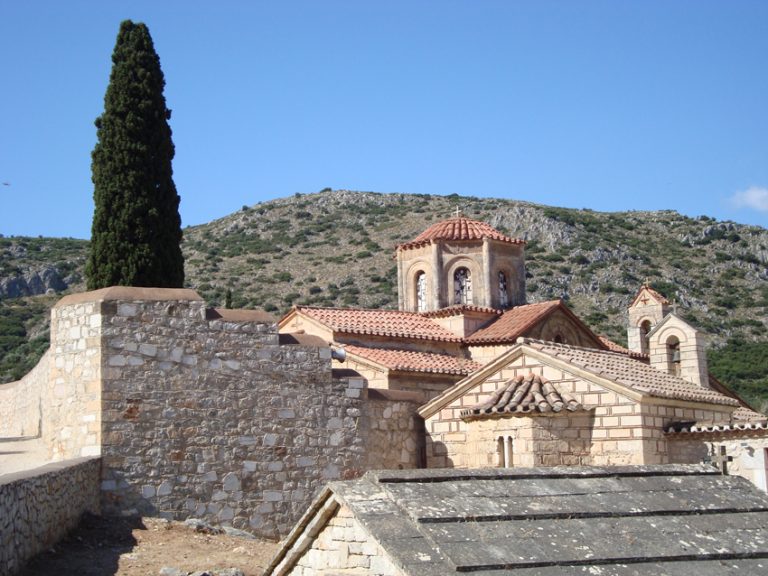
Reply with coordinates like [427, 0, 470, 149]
[280, 214, 768, 489]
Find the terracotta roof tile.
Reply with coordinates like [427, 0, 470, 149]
[461, 373, 584, 419]
[732, 406, 768, 422]
[523, 338, 741, 407]
[631, 283, 671, 306]
[344, 345, 483, 375]
[397, 216, 524, 250]
[294, 306, 462, 342]
[666, 416, 768, 434]
[419, 304, 502, 319]
[464, 301, 562, 344]
[598, 335, 649, 359]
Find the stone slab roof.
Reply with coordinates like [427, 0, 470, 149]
[266, 465, 768, 576]
[523, 338, 740, 407]
[397, 216, 525, 250]
[461, 373, 583, 419]
[344, 345, 483, 375]
[291, 306, 463, 342]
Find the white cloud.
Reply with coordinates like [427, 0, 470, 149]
[730, 186, 768, 212]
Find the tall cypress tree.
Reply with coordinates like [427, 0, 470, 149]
[86, 20, 184, 289]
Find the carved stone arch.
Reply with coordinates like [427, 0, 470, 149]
[654, 326, 688, 345]
[405, 260, 431, 312]
[651, 326, 687, 378]
[444, 257, 480, 306]
[636, 316, 654, 355]
[495, 268, 512, 309]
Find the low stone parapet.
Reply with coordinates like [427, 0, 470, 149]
[0, 457, 100, 575]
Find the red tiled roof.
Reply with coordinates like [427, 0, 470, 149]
[293, 306, 462, 342]
[419, 304, 501, 319]
[344, 345, 483, 375]
[523, 338, 740, 407]
[397, 216, 524, 250]
[464, 301, 562, 344]
[598, 336, 649, 360]
[631, 283, 671, 307]
[665, 416, 768, 434]
[461, 373, 584, 419]
[732, 406, 768, 422]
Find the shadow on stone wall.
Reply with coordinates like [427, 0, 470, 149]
[18, 513, 140, 576]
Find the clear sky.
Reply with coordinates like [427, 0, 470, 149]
[1, 1, 767, 239]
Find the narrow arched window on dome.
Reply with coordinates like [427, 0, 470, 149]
[416, 272, 427, 312]
[454, 267, 473, 305]
[498, 271, 509, 308]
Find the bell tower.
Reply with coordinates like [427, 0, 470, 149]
[396, 214, 526, 313]
[627, 283, 671, 355]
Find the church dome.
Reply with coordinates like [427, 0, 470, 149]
[398, 216, 524, 250]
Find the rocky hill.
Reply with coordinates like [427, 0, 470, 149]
[2, 190, 767, 403]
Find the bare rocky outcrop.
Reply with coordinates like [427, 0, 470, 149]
[0, 267, 68, 298]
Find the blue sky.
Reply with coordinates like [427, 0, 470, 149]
[1, 1, 767, 238]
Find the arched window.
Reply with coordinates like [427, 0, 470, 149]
[498, 271, 509, 308]
[416, 272, 427, 312]
[554, 334, 564, 344]
[667, 336, 681, 377]
[454, 267, 472, 305]
[497, 435, 513, 467]
[640, 320, 652, 355]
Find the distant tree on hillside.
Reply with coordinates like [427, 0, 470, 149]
[86, 20, 184, 289]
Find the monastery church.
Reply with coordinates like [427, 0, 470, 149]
[4, 212, 768, 568]
[280, 214, 768, 480]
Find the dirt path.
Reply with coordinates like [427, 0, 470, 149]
[18, 514, 280, 576]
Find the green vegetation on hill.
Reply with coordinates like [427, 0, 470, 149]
[1, 190, 767, 406]
[0, 297, 54, 382]
[709, 339, 768, 412]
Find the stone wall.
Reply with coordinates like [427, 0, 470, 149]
[287, 504, 402, 576]
[669, 433, 768, 492]
[0, 352, 48, 438]
[47, 296, 104, 460]
[424, 351, 734, 469]
[463, 412, 595, 468]
[0, 457, 100, 575]
[3, 287, 433, 542]
[363, 390, 423, 470]
[91, 293, 367, 539]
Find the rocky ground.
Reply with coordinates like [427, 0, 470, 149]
[18, 514, 279, 576]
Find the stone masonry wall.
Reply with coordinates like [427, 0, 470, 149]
[669, 433, 768, 492]
[287, 504, 403, 576]
[363, 391, 422, 470]
[0, 352, 48, 438]
[425, 351, 733, 469]
[96, 296, 368, 539]
[0, 457, 100, 576]
[46, 297, 103, 460]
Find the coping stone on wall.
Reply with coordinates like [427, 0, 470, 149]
[54, 286, 204, 308]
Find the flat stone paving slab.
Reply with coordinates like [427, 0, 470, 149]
[0, 437, 50, 477]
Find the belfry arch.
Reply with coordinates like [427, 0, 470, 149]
[396, 215, 525, 312]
